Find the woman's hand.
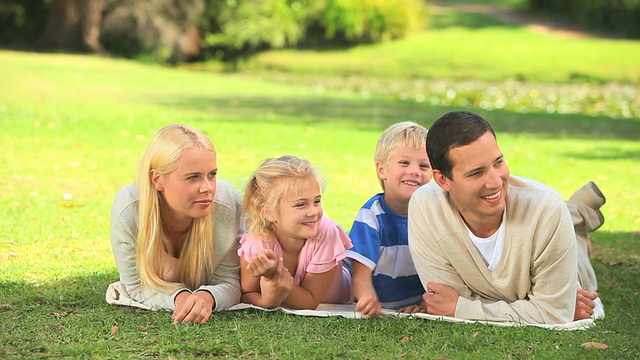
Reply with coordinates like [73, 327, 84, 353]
[246, 249, 278, 280]
[172, 290, 215, 324]
[259, 258, 293, 308]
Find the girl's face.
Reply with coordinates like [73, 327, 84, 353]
[269, 176, 324, 244]
[154, 147, 217, 224]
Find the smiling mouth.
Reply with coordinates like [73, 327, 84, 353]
[402, 180, 421, 186]
[302, 220, 317, 226]
[481, 191, 501, 200]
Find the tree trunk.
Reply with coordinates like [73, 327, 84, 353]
[35, 0, 108, 55]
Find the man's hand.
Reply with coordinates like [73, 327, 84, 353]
[259, 257, 293, 308]
[355, 293, 382, 317]
[422, 282, 459, 317]
[172, 290, 215, 324]
[574, 288, 598, 320]
[246, 249, 278, 280]
[399, 300, 428, 314]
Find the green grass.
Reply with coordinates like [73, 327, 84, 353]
[246, 5, 640, 85]
[1, 38, 639, 360]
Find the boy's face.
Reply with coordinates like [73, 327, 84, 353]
[377, 145, 432, 209]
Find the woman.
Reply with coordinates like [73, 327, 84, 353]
[107, 124, 243, 324]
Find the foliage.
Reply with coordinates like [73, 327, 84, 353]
[100, 0, 205, 63]
[198, 0, 427, 64]
[318, 0, 427, 43]
[200, 0, 309, 64]
[527, 0, 640, 38]
[0, 0, 50, 48]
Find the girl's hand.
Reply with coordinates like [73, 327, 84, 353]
[246, 249, 278, 280]
[259, 258, 293, 308]
[172, 290, 215, 324]
[355, 293, 382, 317]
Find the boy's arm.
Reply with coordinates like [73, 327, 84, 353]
[351, 260, 382, 316]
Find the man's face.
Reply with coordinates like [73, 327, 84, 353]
[433, 132, 510, 236]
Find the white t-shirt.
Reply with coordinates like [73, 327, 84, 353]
[467, 212, 506, 271]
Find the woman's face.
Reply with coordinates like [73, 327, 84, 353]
[154, 147, 217, 224]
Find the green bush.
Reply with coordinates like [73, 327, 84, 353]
[527, 0, 640, 38]
[319, 0, 427, 43]
[199, 0, 427, 64]
[200, 0, 309, 63]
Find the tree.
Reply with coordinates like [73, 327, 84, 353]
[35, 0, 108, 55]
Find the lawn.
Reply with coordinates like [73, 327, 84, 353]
[0, 3, 639, 358]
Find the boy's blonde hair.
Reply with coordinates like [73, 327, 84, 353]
[243, 155, 325, 241]
[374, 121, 428, 190]
[135, 124, 217, 293]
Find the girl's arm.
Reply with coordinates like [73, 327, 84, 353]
[281, 265, 339, 310]
[240, 257, 292, 308]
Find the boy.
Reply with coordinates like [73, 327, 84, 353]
[346, 122, 432, 316]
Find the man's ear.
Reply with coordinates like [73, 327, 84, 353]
[376, 161, 386, 181]
[432, 170, 451, 192]
[150, 169, 163, 191]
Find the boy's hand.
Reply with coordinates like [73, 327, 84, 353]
[355, 293, 382, 317]
[246, 249, 278, 280]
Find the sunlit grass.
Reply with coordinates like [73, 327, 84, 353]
[248, 7, 640, 84]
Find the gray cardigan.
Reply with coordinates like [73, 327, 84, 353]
[109, 179, 243, 311]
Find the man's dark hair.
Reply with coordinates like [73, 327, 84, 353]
[426, 111, 496, 180]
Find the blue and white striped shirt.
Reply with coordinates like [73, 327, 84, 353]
[346, 193, 424, 309]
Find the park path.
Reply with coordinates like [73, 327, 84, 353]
[430, 1, 597, 39]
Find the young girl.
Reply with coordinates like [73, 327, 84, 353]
[108, 124, 243, 324]
[239, 155, 353, 309]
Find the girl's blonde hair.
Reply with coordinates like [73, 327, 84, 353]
[135, 124, 217, 293]
[243, 155, 325, 241]
[374, 121, 428, 190]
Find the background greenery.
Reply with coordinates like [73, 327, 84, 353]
[1, 1, 639, 359]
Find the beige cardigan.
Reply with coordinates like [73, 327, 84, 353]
[408, 175, 579, 324]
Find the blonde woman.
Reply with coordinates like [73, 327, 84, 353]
[239, 155, 353, 309]
[108, 124, 243, 324]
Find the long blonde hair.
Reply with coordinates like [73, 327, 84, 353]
[135, 124, 216, 293]
[243, 155, 325, 241]
[375, 121, 427, 190]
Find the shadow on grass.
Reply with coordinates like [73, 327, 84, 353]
[155, 95, 640, 141]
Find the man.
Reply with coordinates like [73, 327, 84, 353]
[408, 111, 604, 324]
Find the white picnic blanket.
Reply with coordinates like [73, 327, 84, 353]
[106, 281, 601, 330]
